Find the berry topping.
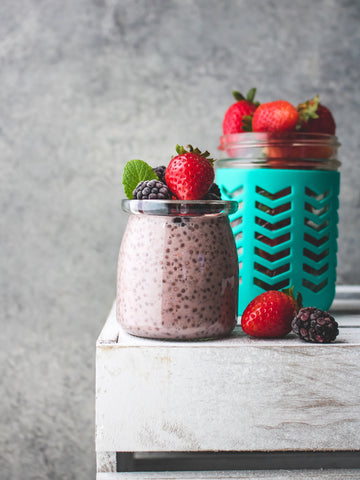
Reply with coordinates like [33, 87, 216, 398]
[153, 165, 167, 184]
[297, 95, 336, 135]
[221, 89, 337, 138]
[241, 287, 302, 338]
[133, 180, 171, 200]
[122, 159, 159, 199]
[202, 183, 222, 200]
[165, 145, 215, 200]
[291, 307, 339, 343]
[222, 88, 259, 134]
[252, 100, 299, 133]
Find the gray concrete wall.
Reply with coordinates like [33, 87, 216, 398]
[1, 0, 359, 478]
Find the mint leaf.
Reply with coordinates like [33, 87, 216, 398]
[122, 159, 159, 199]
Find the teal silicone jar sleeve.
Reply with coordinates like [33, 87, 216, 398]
[216, 167, 340, 315]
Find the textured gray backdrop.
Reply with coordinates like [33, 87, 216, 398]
[1, 0, 359, 478]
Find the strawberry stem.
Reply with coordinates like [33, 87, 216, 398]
[296, 95, 320, 130]
[282, 286, 303, 312]
[232, 87, 258, 105]
[233, 91, 245, 101]
[174, 145, 215, 165]
[175, 144, 187, 155]
[246, 87, 257, 103]
[242, 115, 253, 132]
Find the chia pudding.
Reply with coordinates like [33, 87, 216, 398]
[116, 200, 239, 340]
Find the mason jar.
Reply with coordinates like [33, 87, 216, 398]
[117, 199, 239, 340]
[217, 132, 341, 315]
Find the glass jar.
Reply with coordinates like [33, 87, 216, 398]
[217, 132, 341, 315]
[117, 199, 239, 340]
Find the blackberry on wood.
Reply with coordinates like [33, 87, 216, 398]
[133, 180, 171, 200]
[291, 307, 339, 343]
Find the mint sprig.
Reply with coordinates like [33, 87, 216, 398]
[122, 159, 159, 199]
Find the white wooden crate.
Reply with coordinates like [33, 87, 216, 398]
[96, 286, 360, 477]
[97, 471, 360, 480]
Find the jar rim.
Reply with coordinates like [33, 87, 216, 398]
[219, 131, 340, 149]
[122, 199, 238, 216]
[218, 132, 341, 171]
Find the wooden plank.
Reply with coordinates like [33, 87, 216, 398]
[331, 301, 360, 313]
[97, 302, 118, 344]
[97, 452, 116, 473]
[96, 337, 360, 452]
[97, 469, 360, 479]
[113, 322, 360, 346]
[96, 286, 360, 455]
[97, 286, 360, 347]
[335, 285, 360, 295]
[132, 451, 360, 470]
[108, 300, 360, 344]
[107, 297, 360, 345]
[101, 289, 360, 348]
[331, 285, 360, 311]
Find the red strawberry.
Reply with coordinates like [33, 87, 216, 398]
[263, 131, 334, 166]
[252, 100, 299, 133]
[165, 145, 215, 200]
[222, 88, 259, 134]
[241, 287, 301, 338]
[297, 95, 336, 134]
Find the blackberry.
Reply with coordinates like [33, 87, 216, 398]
[153, 165, 167, 184]
[203, 183, 222, 200]
[291, 307, 339, 343]
[133, 180, 171, 200]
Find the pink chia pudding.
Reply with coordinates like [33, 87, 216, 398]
[116, 200, 239, 340]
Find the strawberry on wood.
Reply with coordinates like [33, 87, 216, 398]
[241, 287, 302, 338]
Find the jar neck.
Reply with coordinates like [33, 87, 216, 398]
[122, 199, 238, 216]
[218, 132, 341, 171]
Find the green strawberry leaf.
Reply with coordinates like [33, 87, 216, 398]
[122, 159, 159, 199]
[232, 90, 246, 102]
[175, 144, 187, 155]
[246, 87, 257, 103]
[242, 115, 253, 132]
[174, 144, 215, 165]
[296, 291, 303, 311]
[233, 88, 258, 104]
[296, 95, 320, 130]
[282, 286, 303, 312]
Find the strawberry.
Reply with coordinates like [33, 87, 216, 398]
[263, 132, 334, 166]
[165, 145, 215, 200]
[241, 287, 302, 338]
[297, 95, 336, 134]
[252, 100, 299, 133]
[222, 88, 259, 134]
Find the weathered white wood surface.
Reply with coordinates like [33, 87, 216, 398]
[333, 285, 360, 311]
[97, 452, 117, 473]
[96, 287, 360, 454]
[96, 469, 360, 479]
[97, 285, 360, 345]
